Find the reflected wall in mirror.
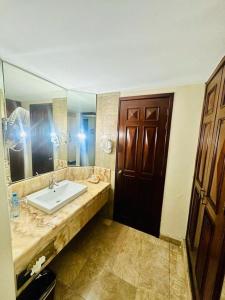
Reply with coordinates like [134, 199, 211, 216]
[3, 62, 68, 182]
[0, 60, 9, 180]
[0, 60, 4, 118]
[67, 91, 96, 166]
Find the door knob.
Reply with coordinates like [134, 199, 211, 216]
[118, 170, 123, 175]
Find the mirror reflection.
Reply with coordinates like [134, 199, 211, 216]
[67, 91, 96, 167]
[3, 62, 67, 182]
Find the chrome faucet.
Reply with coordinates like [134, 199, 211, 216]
[49, 175, 58, 189]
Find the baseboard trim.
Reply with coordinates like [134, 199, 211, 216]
[160, 234, 181, 246]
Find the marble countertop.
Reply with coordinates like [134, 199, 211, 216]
[10, 180, 110, 274]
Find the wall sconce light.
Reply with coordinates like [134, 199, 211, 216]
[20, 130, 27, 138]
[50, 131, 67, 146]
[100, 135, 113, 154]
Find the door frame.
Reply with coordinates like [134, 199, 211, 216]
[113, 93, 174, 232]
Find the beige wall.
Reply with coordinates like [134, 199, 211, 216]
[96, 84, 205, 239]
[95, 92, 120, 217]
[0, 65, 16, 298]
[0, 125, 16, 300]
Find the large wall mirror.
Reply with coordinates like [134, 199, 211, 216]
[1, 62, 97, 183]
[67, 91, 96, 167]
[3, 62, 68, 182]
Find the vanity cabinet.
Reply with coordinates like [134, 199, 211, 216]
[186, 56, 225, 300]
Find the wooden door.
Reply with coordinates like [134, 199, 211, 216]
[114, 93, 173, 237]
[187, 58, 225, 299]
[6, 99, 25, 181]
[30, 104, 54, 175]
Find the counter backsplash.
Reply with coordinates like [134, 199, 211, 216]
[8, 166, 111, 200]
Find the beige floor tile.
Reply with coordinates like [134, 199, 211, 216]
[69, 217, 129, 271]
[50, 217, 189, 300]
[54, 280, 85, 300]
[69, 258, 104, 299]
[85, 270, 136, 300]
[111, 227, 170, 297]
[50, 248, 87, 287]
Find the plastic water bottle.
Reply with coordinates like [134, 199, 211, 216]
[11, 192, 20, 219]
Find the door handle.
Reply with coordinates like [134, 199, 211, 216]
[118, 170, 123, 175]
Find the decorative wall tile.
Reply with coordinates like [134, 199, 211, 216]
[8, 166, 110, 199]
[54, 159, 68, 170]
[9, 168, 68, 198]
[68, 167, 94, 181]
[94, 167, 111, 183]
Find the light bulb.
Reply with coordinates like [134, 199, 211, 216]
[20, 130, 27, 138]
[77, 132, 86, 140]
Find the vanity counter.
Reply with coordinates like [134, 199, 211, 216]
[10, 180, 110, 278]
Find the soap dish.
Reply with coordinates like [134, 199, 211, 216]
[87, 175, 100, 184]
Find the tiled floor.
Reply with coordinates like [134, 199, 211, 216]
[50, 216, 189, 299]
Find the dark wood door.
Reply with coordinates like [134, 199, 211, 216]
[187, 59, 225, 299]
[6, 99, 25, 181]
[114, 93, 173, 237]
[30, 104, 54, 175]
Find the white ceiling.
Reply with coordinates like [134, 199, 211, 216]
[0, 0, 224, 93]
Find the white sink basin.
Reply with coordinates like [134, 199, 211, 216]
[26, 180, 87, 214]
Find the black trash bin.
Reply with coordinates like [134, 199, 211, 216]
[17, 269, 56, 300]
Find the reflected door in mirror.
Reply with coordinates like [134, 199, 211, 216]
[30, 104, 54, 175]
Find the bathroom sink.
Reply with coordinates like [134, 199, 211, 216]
[26, 180, 87, 214]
